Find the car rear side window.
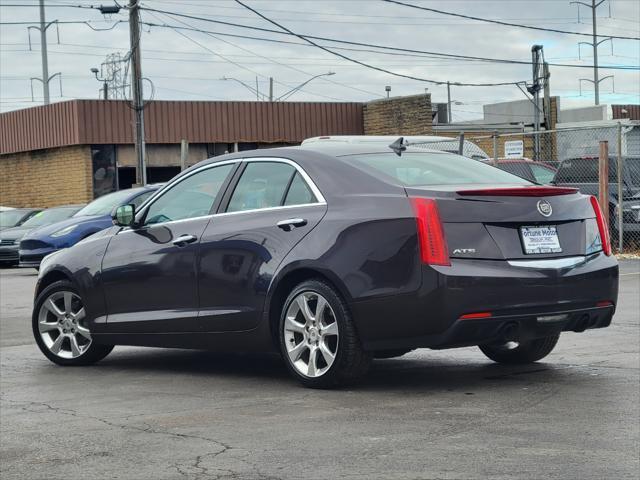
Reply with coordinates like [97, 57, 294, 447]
[530, 164, 556, 184]
[227, 162, 296, 212]
[284, 173, 316, 206]
[346, 152, 531, 186]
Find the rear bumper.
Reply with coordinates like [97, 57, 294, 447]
[353, 252, 618, 350]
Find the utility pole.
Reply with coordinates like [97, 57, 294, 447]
[591, 0, 600, 104]
[446, 81, 451, 124]
[129, 0, 147, 186]
[38, 0, 50, 104]
[527, 45, 544, 161]
[269, 77, 274, 102]
[571, 0, 611, 105]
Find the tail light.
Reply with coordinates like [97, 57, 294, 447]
[589, 196, 611, 256]
[410, 197, 450, 266]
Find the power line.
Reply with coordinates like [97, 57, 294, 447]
[137, 8, 639, 71]
[148, 14, 349, 102]
[150, 10, 382, 98]
[232, 0, 526, 87]
[381, 0, 640, 41]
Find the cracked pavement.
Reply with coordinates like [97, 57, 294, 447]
[1, 261, 638, 479]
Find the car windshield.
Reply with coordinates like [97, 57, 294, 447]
[74, 189, 143, 217]
[20, 207, 80, 227]
[0, 210, 28, 228]
[346, 152, 531, 186]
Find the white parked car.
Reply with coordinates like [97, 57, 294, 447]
[302, 135, 490, 161]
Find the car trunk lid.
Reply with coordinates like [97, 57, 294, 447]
[405, 185, 595, 260]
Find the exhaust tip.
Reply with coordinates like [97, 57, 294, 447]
[500, 322, 520, 343]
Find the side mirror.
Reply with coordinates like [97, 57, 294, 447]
[112, 204, 135, 227]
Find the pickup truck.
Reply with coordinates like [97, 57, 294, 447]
[552, 156, 640, 236]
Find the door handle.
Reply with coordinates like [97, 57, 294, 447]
[277, 218, 307, 231]
[172, 234, 198, 246]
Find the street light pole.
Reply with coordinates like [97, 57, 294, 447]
[275, 72, 335, 101]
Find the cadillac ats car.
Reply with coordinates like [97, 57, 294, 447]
[32, 143, 618, 388]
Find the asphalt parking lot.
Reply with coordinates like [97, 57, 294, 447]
[1, 261, 638, 480]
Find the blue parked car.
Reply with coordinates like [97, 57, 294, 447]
[19, 186, 160, 268]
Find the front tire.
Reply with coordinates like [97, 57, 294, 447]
[279, 279, 371, 388]
[33, 280, 113, 366]
[479, 334, 560, 364]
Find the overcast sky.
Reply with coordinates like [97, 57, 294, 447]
[1, 0, 639, 118]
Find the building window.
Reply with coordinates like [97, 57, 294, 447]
[91, 145, 117, 199]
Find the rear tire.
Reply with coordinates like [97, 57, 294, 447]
[33, 280, 114, 366]
[479, 334, 560, 364]
[279, 279, 371, 388]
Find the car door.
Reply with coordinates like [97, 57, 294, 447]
[100, 162, 237, 333]
[198, 159, 327, 332]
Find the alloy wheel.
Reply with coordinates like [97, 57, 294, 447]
[284, 291, 339, 378]
[37, 291, 91, 359]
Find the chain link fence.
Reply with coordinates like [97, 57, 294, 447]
[410, 124, 640, 254]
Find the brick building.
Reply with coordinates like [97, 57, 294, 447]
[1, 94, 433, 208]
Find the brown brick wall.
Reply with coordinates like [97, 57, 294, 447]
[0, 145, 93, 208]
[364, 94, 432, 135]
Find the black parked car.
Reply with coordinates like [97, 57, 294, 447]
[552, 156, 640, 235]
[32, 144, 618, 388]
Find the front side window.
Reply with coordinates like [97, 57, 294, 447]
[227, 162, 296, 213]
[144, 164, 233, 225]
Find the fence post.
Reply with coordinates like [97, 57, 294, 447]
[458, 132, 465, 156]
[180, 139, 189, 171]
[616, 123, 623, 253]
[598, 141, 610, 229]
[492, 131, 498, 165]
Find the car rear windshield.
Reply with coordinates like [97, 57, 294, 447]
[344, 152, 531, 186]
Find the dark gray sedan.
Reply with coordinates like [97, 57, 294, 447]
[31, 143, 618, 388]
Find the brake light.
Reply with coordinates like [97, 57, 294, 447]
[596, 300, 613, 307]
[410, 197, 450, 266]
[589, 196, 611, 256]
[457, 187, 577, 197]
[459, 312, 492, 320]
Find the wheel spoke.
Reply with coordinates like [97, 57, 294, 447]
[319, 342, 336, 365]
[63, 292, 73, 315]
[315, 296, 328, 323]
[73, 307, 86, 322]
[284, 315, 305, 334]
[76, 325, 91, 340]
[287, 340, 307, 361]
[44, 298, 64, 319]
[296, 295, 314, 324]
[38, 320, 59, 333]
[307, 347, 318, 376]
[321, 321, 338, 337]
[70, 336, 82, 357]
[50, 335, 64, 354]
